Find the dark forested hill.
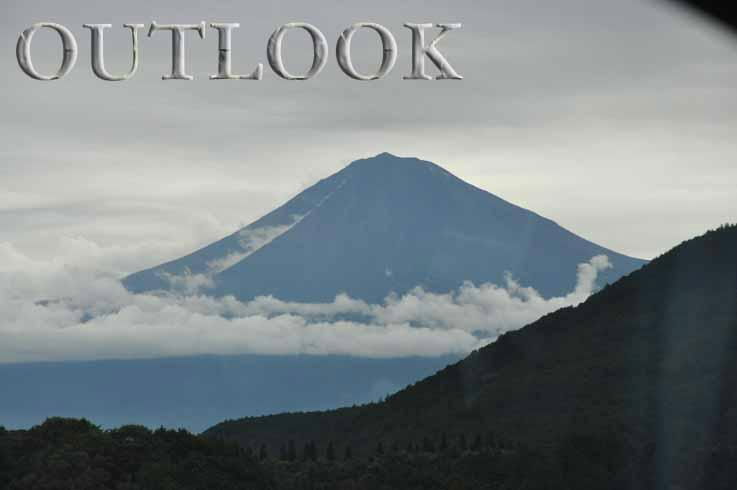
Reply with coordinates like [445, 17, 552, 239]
[207, 225, 737, 490]
[0, 418, 273, 490]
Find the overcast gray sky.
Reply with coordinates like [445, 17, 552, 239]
[2, 0, 736, 273]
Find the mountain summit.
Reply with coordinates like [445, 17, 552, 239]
[124, 153, 645, 302]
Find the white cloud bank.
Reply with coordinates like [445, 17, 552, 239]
[0, 239, 611, 364]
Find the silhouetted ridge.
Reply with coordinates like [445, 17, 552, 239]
[207, 225, 737, 490]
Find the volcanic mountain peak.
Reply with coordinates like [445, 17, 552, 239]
[124, 154, 646, 303]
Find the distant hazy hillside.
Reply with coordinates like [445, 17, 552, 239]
[0, 355, 456, 432]
[207, 225, 737, 490]
[124, 153, 645, 302]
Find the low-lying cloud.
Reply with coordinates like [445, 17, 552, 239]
[0, 239, 611, 364]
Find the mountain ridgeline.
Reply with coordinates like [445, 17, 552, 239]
[124, 153, 645, 302]
[206, 225, 737, 490]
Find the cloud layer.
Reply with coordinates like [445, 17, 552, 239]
[0, 238, 610, 363]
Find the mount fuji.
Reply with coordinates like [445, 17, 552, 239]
[124, 152, 646, 302]
[0, 154, 649, 432]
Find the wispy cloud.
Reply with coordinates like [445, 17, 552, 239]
[211, 215, 307, 274]
[155, 215, 307, 293]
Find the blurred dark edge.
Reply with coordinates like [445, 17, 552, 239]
[666, 0, 737, 34]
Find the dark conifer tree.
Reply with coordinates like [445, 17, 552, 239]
[288, 439, 297, 462]
[303, 442, 311, 462]
[376, 441, 385, 456]
[472, 434, 482, 451]
[486, 431, 497, 449]
[423, 437, 435, 453]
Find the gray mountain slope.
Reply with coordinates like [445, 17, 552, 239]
[124, 153, 646, 302]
